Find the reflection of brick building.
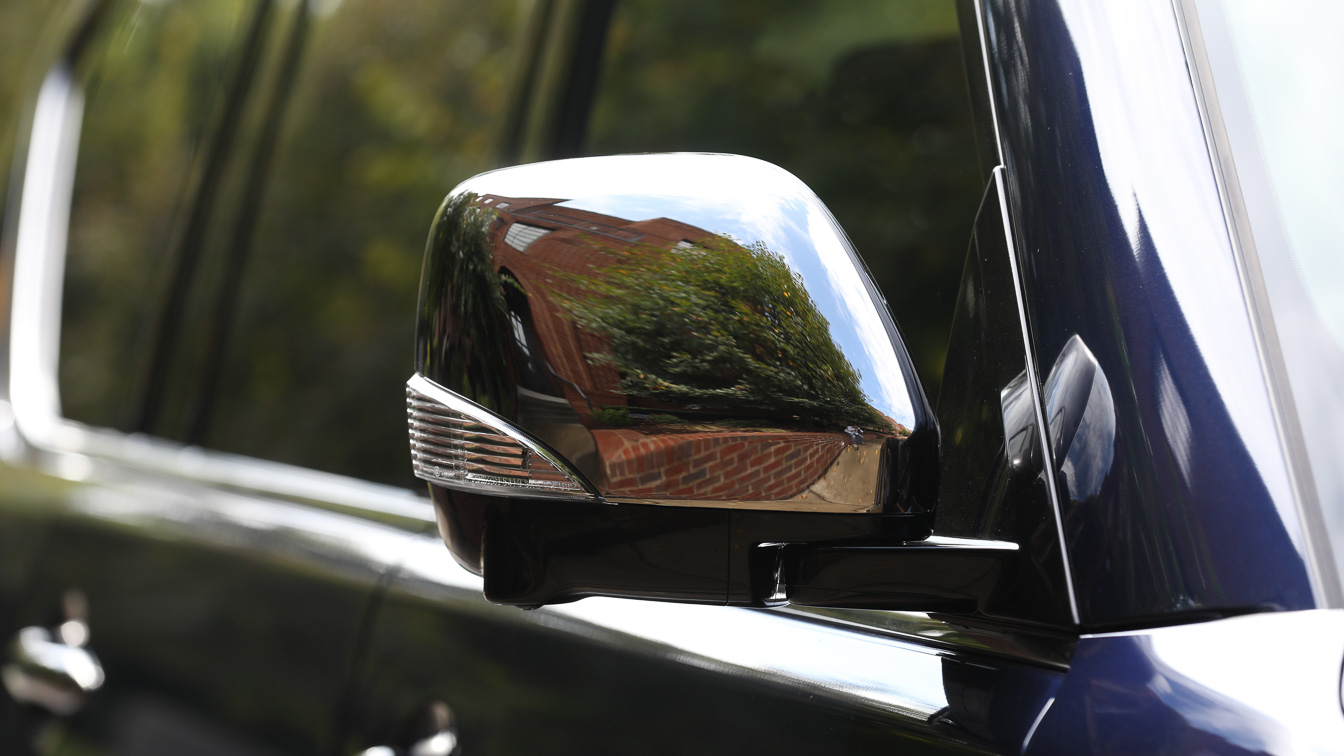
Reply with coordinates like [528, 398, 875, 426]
[598, 430, 849, 500]
[479, 194, 871, 506]
[481, 193, 714, 414]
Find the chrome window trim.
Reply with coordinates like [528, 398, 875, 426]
[992, 165, 1082, 625]
[1170, 0, 1342, 608]
[0, 23, 1077, 670]
[971, 0, 1005, 167]
[9, 64, 81, 447]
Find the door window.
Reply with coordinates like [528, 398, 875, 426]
[196, 0, 531, 486]
[57, 0, 260, 430]
[582, 0, 982, 391]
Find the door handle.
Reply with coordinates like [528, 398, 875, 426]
[2, 620, 104, 716]
[355, 700, 459, 756]
[356, 730, 458, 756]
[407, 729, 458, 756]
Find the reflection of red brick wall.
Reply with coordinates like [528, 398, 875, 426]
[595, 429, 847, 500]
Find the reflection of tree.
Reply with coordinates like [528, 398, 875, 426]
[421, 192, 512, 415]
[556, 236, 891, 431]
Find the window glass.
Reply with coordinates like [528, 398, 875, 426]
[59, 0, 256, 429]
[200, 0, 528, 486]
[584, 0, 981, 391]
[1194, 0, 1344, 593]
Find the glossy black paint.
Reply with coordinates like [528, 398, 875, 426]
[982, 0, 1315, 626]
[0, 460, 408, 755]
[475, 494, 731, 606]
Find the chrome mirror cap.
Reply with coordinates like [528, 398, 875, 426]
[412, 153, 937, 515]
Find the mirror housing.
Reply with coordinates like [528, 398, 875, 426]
[408, 154, 996, 609]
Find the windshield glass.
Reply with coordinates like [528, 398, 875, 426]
[1195, 0, 1344, 589]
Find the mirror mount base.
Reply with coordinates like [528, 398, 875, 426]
[755, 537, 1019, 612]
[440, 489, 1012, 612]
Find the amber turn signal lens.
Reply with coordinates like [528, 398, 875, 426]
[406, 374, 595, 500]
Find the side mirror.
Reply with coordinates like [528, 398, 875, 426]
[409, 154, 1011, 610]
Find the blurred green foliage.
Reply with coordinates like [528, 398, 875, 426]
[0, 0, 64, 230]
[555, 235, 891, 431]
[59, 0, 254, 428]
[202, 0, 526, 485]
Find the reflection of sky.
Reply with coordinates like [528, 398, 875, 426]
[1046, 337, 1116, 503]
[1137, 611, 1344, 754]
[1208, 0, 1344, 584]
[1221, 1, 1344, 350]
[496, 155, 916, 427]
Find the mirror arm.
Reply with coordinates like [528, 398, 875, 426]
[757, 537, 1019, 612]
[460, 494, 1006, 612]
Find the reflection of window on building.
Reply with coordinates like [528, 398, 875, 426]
[503, 277, 560, 397]
[503, 222, 552, 252]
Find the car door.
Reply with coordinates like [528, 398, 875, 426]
[338, 2, 1076, 753]
[0, 0, 467, 753]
